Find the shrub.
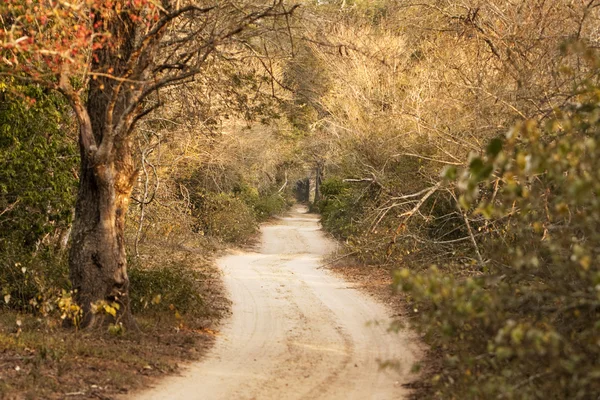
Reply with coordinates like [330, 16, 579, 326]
[129, 259, 207, 318]
[0, 83, 77, 249]
[195, 192, 257, 243]
[0, 83, 76, 316]
[251, 192, 288, 221]
[0, 249, 70, 314]
[395, 82, 600, 398]
[317, 178, 359, 238]
[234, 183, 289, 221]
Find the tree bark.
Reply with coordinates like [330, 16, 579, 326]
[69, 128, 138, 330]
[314, 163, 323, 205]
[68, 9, 139, 330]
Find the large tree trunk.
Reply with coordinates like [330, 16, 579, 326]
[69, 134, 138, 330]
[68, 9, 139, 330]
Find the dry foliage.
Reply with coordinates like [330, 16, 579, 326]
[302, 1, 600, 398]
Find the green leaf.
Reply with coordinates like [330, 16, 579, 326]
[441, 165, 458, 180]
[469, 157, 484, 174]
[487, 138, 503, 157]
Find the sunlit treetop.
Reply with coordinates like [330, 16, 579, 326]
[0, 1, 163, 88]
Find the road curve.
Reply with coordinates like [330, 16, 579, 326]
[131, 205, 420, 400]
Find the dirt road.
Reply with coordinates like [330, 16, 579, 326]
[132, 206, 419, 400]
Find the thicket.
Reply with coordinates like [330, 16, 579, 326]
[191, 189, 289, 244]
[303, 1, 600, 398]
[0, 84, 76, 313]
[185, 164, 292, 244]
[397, 84, 600, 398]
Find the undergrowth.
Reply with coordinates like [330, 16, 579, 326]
[191, 184, 291, 244]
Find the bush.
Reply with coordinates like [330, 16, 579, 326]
[0, 83, 76, 316]
[0, 83, 77, 249]
[251, 192, 289, 221]
[234, 183, 290, 221]
[195, 192, 258, 243]
[0, 248, 70, 315]
[317, 178, 359, 238]
[189, 183, 291, 244]
[395, 83, 600, 398]
[129, 260, 206, 318]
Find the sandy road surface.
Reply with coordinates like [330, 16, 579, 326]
[132, 206, 419, 400]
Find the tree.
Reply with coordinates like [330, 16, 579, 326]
[0, 0, 297, 330]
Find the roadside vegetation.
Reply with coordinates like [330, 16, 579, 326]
[303, 1, 600, 399]
[0, 81, 294, 399]
[2, 0, 599, 399]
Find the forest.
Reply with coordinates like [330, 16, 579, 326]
[1, 0, 599, 399]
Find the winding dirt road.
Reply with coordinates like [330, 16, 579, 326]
[132, 206, 419, 400]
